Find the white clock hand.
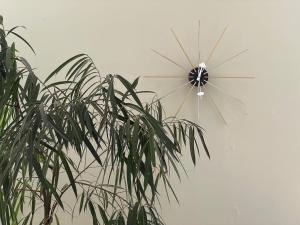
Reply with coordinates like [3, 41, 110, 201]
[197, 62, 206, 96]
[197, 62, 206, 81]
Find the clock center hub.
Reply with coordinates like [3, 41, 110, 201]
[188, 63, 208, 87]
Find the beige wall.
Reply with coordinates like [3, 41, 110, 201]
[3, 0, 300, 224]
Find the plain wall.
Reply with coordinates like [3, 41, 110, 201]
[2, 0, 300, 224]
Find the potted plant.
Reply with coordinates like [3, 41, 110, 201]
[0, 16, 209, 225]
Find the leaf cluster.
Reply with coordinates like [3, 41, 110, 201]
[0, 17, 209, 225]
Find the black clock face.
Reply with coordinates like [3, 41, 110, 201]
[188, 67, 209, 86]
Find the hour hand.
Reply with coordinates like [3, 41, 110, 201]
[197, 62, 207, 80]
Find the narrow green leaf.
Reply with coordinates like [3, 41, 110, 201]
[127, 203, 139, 225]
[79, 193, 85, 213]
[54, 214, 60, 225]
[6, 26, 26, 36]
[21, 214, 31, 225]
[88, 201, 98, 225]
[59, 151, 77, 196]
[9, 31, 35, 54]
[83, 136, 102, 166]
[97, 205, 108, 225]
[45, 54, 86, 83]
[189, 127, 196, 165]
[115, 75, 143, 107]
[197, 127, 210, 158]
[31, 156, 64, 209]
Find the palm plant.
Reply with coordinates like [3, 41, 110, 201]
[0, 16, 209, 225]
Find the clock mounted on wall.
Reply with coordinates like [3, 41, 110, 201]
[144, 22, 254, 124]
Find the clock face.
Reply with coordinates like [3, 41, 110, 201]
[188, 63, 208, 87]
[144, 22, 254, 124]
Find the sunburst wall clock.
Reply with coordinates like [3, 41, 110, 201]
[144, 22, 254, 125]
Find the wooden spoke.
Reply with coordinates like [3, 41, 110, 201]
[171, 28, 194, 68]
[204, 87, 227, 125]
[197, 20, 201, 64]
[206, 81, 246, 106]
[210, 49, 248, 71]
[143, 75, 186, 79]
[210, 75, 255, 79]
[151, 48, 189, 73]
[155, 81, 192, 102]
[175, 84, 195, 117]
[197, 81, 201, 123]
[206, 27, 227, 63]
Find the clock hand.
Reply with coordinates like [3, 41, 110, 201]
[197, 90, 205, 96]
[197, 77, 201, 123]
[197, 62, 206, 80]
[197, 62, 206, 96]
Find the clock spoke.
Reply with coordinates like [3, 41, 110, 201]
[143, 75, 186, 79]
[209, 49, 248, 71]
[206, 81, 245, 105]
[210, 75, 255, 79]
[150, 22, 250, 125]
[206, 81, 247, 115]
[153, 80, 192, 103]
[175, 84, 195, 117]
[204, 87, 227, 125]
[206, 27, 228, 63]
[171, 28, 194, 68]
[197, 81, 202, 123]
[151, 48, 189, 73]
[197, 20, 201, 65]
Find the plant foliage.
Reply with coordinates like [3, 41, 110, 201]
[0, 17, 209, 225]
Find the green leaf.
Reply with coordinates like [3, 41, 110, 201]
[138, 206, 147, 225]
[9, 31, 35, 54]
[79, 193, 85, 213]
[197, 127, 210, 159]
[45, 54, 86, 83]
[54, 214, 60, 225]
[189, 127, 196, 165]
[21, 214, 31, 225]
[115, 75, 143, 108]
[31, 156, 64, 209]
[88, 201, 98, 225]
[127, 203, 139, 225]
[98, 205, 108, 225]
[83, 136, 102, 166]
[5, 45, 14, 70]
[59, 151, 77, 196]
[6, 26, 26, 36]
[42, 80, 75, 91]
[117, 213, 125, 225]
